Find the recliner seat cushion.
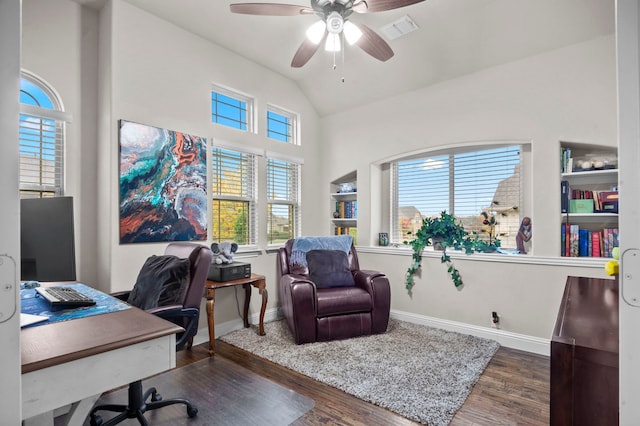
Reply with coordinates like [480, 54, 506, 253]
[127, 255, 191, 310]
[306, 249, 355, 289]
[316, 287, 372, 317]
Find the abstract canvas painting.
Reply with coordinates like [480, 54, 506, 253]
[119, 120, 207, 243]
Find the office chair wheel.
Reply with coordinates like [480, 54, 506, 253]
[89, 414, 103, 426]
[151, 390, 162, 402]
[187, 405, 198, 418]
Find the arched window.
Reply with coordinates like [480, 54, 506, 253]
[19, 71, 69, 198]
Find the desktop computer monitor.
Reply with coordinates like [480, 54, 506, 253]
[20, 196, 77, 282]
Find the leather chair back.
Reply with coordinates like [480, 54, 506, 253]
[278, 238, 360, 277]
[164, 242, 212, 310]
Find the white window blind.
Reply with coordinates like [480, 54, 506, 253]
[212, 147, 257, 246]
[19, 73, 67, 199]
[267, 158, 301, 244]
[392, 145, 521, 248]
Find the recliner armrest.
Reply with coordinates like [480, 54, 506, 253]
[353, 269, 385, 293]
[354, 270, 391, 334]
[280, 273, 315, 287]
[279, 273, 318, 344]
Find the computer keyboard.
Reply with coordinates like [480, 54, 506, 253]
[35, 286, 96, 307]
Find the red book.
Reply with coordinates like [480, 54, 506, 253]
[591, 232, 601, 257]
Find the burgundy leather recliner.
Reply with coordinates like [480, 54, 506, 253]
[277, 239, 391, 344]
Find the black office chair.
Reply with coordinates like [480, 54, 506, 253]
[89, 242, 213, 426]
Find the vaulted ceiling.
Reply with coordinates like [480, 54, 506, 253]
[78, 0, 615, 116]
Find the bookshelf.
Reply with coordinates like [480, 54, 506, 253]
[330, 171, 357, 243]
[560, 142, 618, 258]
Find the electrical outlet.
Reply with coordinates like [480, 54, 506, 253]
[491, 311, 500, 329]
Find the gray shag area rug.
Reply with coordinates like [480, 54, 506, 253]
[220, 318, 500, 425]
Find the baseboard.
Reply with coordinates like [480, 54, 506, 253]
[192, 307, 281, 347]
[390, 310, 550, 356]
[192, 308, 549, 356]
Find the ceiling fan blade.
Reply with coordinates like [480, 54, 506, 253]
[351, 22, 394, 62]
[230, 3, 314, 16]
[291, 32, 327, 68]
[355, 0, 425, 13]
[352, 0, 369, 13]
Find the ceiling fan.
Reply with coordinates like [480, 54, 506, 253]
[230, 0, 425, 68]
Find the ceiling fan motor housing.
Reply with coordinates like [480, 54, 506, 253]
[311, 0, 355, 21]
[326, 11, 344, 33]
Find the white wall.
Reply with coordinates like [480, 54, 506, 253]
[21, 0, 100, 286]
[320, 35, 617, 341]
[0, 0, 22, 422]
[97, 0, 324, 319]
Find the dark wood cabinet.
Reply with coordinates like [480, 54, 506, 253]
[551, 276, 619, 425]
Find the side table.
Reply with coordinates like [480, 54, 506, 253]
[204, 273, 267, 355]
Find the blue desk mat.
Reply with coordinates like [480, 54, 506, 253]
[20, 283, 131, 328]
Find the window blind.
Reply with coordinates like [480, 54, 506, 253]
[212, 147, 257, 245]
[267, 158, 301, 244]
[19, 113, 64, 198]
[392, 145, 521, 248]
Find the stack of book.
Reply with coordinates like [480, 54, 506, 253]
[561, 223, 618, 257]
[561, 180, 618, 214]
[334, 226, 357, 243]
[335, 200, 358, 219]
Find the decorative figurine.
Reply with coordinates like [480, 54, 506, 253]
[516, 217, 532, 254]
[211, 241, 238, 264]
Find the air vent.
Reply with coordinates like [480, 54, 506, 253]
[380, 15, 419, 41]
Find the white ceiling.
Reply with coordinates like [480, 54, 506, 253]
[80, 0, 615, 116]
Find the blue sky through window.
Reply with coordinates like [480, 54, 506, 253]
[211, 91, 247, 130]
[397, 146, 520, 218]
[20, 78, 57, 161]
[20, 79, 53, 108]
[267, 111, 290, 142]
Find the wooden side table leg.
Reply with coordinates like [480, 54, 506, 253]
[243, 283, 251, 328]
[206, 288, 216, 356]
[258, 286, 267, 336]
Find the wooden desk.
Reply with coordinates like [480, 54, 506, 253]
[21, 306, 182, 426]
[205, 273, 267, 355]
[551, 276, 619, 425]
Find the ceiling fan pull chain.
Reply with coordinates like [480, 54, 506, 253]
[341, 32, 346, 82]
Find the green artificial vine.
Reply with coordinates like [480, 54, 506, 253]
[404, 211, 500, 292]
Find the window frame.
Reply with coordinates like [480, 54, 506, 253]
[266, 156, 301, 246]
[211, 144, 259, 249]
[19, 71, 70, 199]
[211, 84, 255, 133]
[266, 104, 299, 145]
[391, 143, 523, 249]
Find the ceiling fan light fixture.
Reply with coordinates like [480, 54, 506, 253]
[326, 11, 344, 34]
[343, 21, 362, 45]
[325, 33, 341, 52]
[306, 20, 326, 44]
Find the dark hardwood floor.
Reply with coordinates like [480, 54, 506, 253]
[176, 339, 550, 425]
